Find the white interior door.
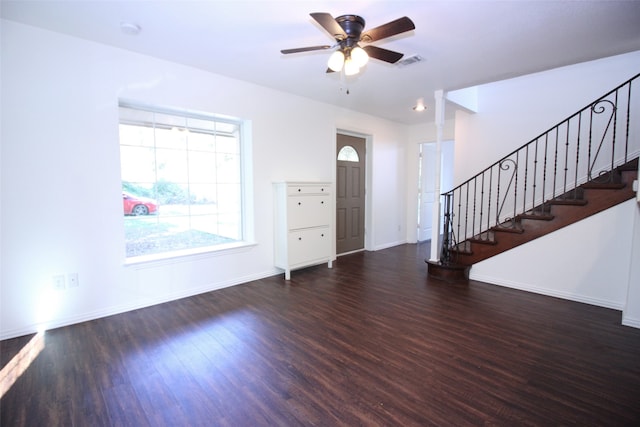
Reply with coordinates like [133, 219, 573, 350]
[418, 141, 454, 242]
[418, 144, 436, 242]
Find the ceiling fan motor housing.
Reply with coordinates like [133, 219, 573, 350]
[336, 15, 365, 47]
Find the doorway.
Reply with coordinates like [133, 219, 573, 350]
[417, 140, 454, 242]
[336, 133, 366, 255]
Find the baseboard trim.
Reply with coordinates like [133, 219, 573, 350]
[0, 268, 281, 341]
[469, 272, 624, 311]
[373, 240, 407, 251]
[622, 315, 640, 329]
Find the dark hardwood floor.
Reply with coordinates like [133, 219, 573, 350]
[2, 243, 640, 426]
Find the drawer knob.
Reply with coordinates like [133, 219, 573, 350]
[298, 202, 301, 205]
[298, 237, 302, 241]
[321, 201, 324, 204]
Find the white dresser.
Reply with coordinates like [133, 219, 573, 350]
[274, 182, 333, 280]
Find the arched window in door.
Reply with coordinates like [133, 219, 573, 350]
[337, 145, 360, 162]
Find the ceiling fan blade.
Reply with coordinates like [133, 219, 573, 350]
[362, 45, 404, 64]
[360, 17, 415, 43]
[310, 12, 348, 41]
[281, 45, 332, 54]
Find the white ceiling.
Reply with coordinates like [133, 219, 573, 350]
[3, 0, 640, 125]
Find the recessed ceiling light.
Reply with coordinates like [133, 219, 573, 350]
[120, 22, 141, 35]
[413, 97, 426, 112]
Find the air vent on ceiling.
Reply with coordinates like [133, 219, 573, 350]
[396, 54, 424, 67]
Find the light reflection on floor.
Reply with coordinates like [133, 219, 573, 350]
[125, 309, 263, 376]
[0, 331, 45, 398]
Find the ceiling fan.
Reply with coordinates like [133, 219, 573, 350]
[281, 13, 415, 76]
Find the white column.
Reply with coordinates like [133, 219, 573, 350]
[429, 90, 445, 261]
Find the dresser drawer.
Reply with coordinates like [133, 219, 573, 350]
[287, 195, 330, 229]
[287, 184, 330, 196]
[287, 227, 331, 266]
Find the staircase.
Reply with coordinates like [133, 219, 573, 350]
[428, 73, 640, 281]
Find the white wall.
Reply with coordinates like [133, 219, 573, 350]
[454, 51, 640, 185]
[472, 200, 635, 309]
[0, 21, 409, 339]
[454, 50, 640, 321]
[623, 201, 640, 328]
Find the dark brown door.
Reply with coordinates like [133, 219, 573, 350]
[336, 134, 366, 254]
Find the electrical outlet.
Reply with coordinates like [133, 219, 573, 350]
[52, 275, 66, 290]
[68, 273, 79, 288]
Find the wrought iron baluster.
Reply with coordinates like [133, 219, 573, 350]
[624, 80, 632, 163]
[440, 193, 452, 264]
[495, 164, 501, 226]
[588, 103, 594, 180]
[480, 172, 485, 239]
[588, 100, 616, 182]
[464, 183, 470, 241]
[456, 187, 462, 250]
[487, 168, 493, 230]
[523, 145, 529, 214]
[553, 127, 559, 200]
[541, 134, 549, 212]
[512, 152, 519, 222]
[532, 139, 539, 214]
[563, 120, 570, 197]
[497, 159, 517, 225]
[575, 111, 582, 188]
[472, 177, 477, 240]
[611, 90, 618, 171]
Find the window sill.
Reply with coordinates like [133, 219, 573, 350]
[124, 241, 257, 269]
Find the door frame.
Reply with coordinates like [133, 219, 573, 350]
[334, 128, 373, 254]
[416, 139, 455, 241]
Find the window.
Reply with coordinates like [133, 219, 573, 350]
[337, 145, 359, 162]
[118, 102, 247, 260]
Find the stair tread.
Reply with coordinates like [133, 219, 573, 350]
[617, 158, 639, 171]
[549, 198, 588, 206]
[450, 247, 473, 255]
[468, 237, 498, 245]
[517, 213, 554, 221]
[581, 182, 626, 190]
[491, 225, 525, 234]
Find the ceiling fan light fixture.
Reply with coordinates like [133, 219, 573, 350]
[344, 57, 360, 76]
[328, 50, 345, 72]
[351, 46, 369, 68]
